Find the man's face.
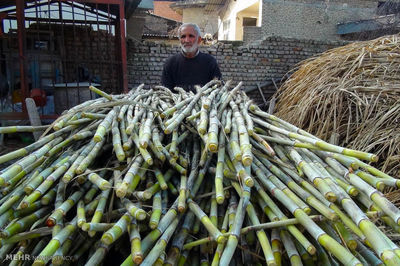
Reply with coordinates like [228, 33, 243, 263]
[179, 26, 201, 54]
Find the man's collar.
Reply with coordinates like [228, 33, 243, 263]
[180, 49, 200, 58]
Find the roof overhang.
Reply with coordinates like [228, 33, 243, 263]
[337, 15, 399, 35]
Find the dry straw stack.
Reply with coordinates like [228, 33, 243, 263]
[275, 34, 400, 180]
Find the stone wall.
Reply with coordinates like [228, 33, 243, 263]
[261, 0, 378, 41]
[127, 36, 348, 104]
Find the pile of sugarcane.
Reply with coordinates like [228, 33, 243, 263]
[274, 34, 400, 180]
[0, 80, 400, 266]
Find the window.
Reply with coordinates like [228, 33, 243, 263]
[243, 17, 257, 27]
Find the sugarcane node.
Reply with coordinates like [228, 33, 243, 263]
[133, 255, 143, 265]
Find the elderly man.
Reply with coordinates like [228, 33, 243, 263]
[161, 23, 222, 92]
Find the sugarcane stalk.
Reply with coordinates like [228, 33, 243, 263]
[141, 218, 179, 266]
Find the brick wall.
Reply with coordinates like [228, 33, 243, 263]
[127, 36, 348, 104]
[243, 26, 262, 43]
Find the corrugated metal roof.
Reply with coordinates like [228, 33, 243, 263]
[0, 1, 151, 19]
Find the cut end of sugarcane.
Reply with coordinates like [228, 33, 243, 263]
[143, 191, 152, 200]
[93, 134, 103, 143]
[101, 233, 113, 245]
[266, 259, 277, 266]
[244, 177, 254, 187]
[149, 221, 158, 230]
[242, 156, 253, 167]
[347, 240, 357, 251]
[117, 154, 126, 162]
[208, 143, 218, 153]
[178, 205, 186, 213]
[32, 260, 46, 266]
[216, 196, 224, 205]
[136, 210, 147, 221]
[348, 187, 359, 197]
[81, 223, 90, 231]
[133, 255, 143, 265]
[377, 182, 385, 192]
[46, 218, 56, 227]
[325, 192, 337, 203]
[303, 207, 312, 215]
[381, 249, 399, 265]
[307, 246, 317, 255]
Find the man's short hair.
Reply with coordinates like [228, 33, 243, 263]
[178, 23, 202, 38]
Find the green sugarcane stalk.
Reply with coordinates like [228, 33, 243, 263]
[0, 125, 75, 165]
[85, 242, 110, 266]
[271, 229, 282, 266]
[230, 100, 252, 166]
[89, 180, 113, 237]
[169, 129, 179, 158]
[224, 109, 232, 133]
[253, 164, 362, 265]
[165, 211, 195, 266]
[77, 200, 86, 228]
[219, 182, 250, 265]
[82, 112, 107, 119]
[207, 108, 219, 153]
[5, 156, 45, 188]
[253, 158, 311, 214]
[141, 217, 179, 266]
[129, 218, 143, 264]
[252, 114, 377, 162]
[21, 152, 77, 208]
[14, 201, 43, 218]
[0, 125, 49, 134]
[122, 198, 147, 221]
[117, 155, 143, 198]
[52, 232, 75, 265]
[187, 198, 225, 244]
[255, 155, 337, 220]
[40, 186, 57, 205]
[228, 117, 242, 161]
[32, 217, 77, 266]
[215, 130, 226, 204]
[93, 107, 117, 143]
[150, 191, 162, 229]
[121, 199, 180, 266]
[142, 169, 174, 200]
[161, 96, 194, 118]
[62, 141, 96, 183]
[1, 207, 50, 238]
[280, 229, 302, 266]
[178, 173, 187, 212]
[101, 212, 131, 245]
[46, 181, 90, 227]
[24, 154, 69, 195]
[89, 85, 113, 100]
[88, 171, 111, 190]
[0, 136, 64, 185]
[75, 137, 105, 174]
[253, 179, 316, 255]
[81, 222, 115, 232]
[139, 110, 153, 149]
[111, 117, 126, 162]
[164, 80, 219, 134]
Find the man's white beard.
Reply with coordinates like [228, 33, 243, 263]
[181, 43, 198, 54]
